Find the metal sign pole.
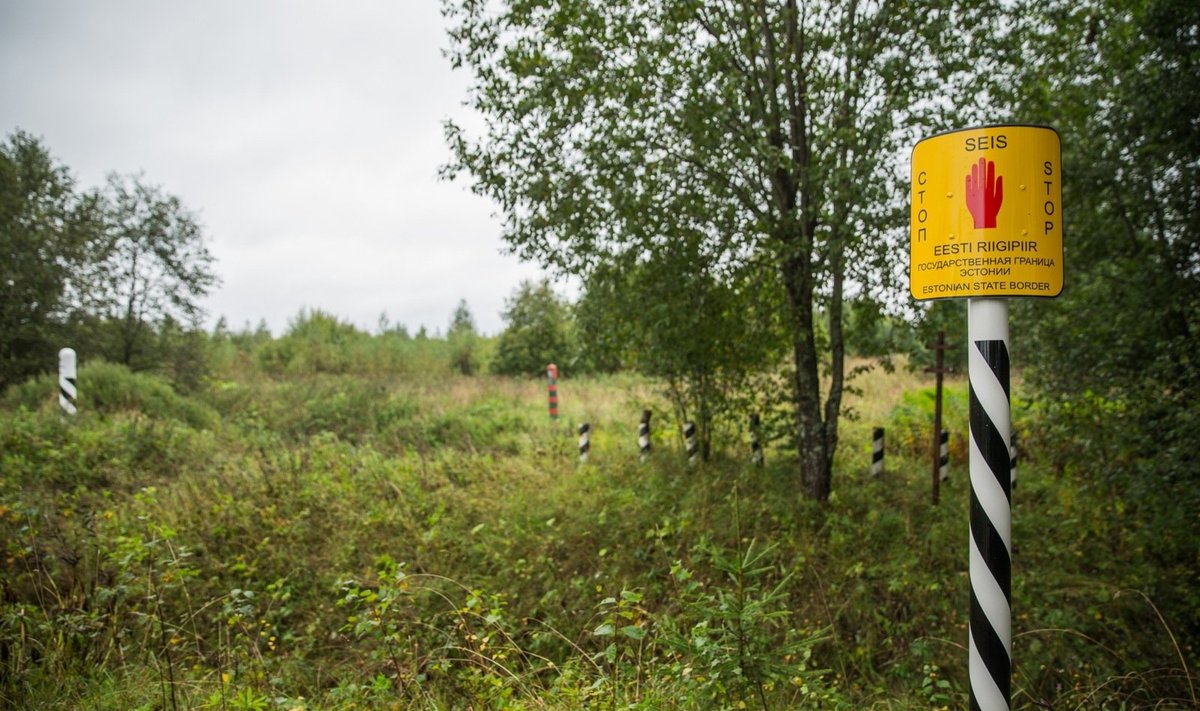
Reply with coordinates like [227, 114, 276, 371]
[967, 298, 1011, 711]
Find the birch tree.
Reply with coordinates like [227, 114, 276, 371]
[444, 0, 982, 499]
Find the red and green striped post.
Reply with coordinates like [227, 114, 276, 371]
[546, 363, 559, 420]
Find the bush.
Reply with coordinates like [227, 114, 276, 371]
[255, 308, 371, 375]
[252, 308, 464, 378]
[2, 359, 217, 429]
[885, 383, 969, 461]
[492, 280, 576, 377]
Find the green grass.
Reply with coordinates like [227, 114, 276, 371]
[0, 358, 1195, 709]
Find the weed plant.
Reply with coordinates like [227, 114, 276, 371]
[0, 349, 1195, 709]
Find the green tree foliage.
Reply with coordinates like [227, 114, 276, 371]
[0, 133, 219, 390]
[447, 298, 482, 375]
[1011, 0, 1198, 396]
[491, 280, 574, 377]
[90, 174, 218, 367]
[447, 298, 476, 339]
[575, 241, 783, 459]
[256, 308, 371, 375]
[376, 311, 411, 339]
[443, 0, 983, 499]
[252, 308, 463, 378]
[1007, 0, 1200, 634]
[0, 131, 98, 389]
[2, 358, 217, 427]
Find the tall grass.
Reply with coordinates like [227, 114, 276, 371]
[0, 353, 1194, 709]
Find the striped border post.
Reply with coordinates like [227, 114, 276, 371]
[940, 429, 950, 482]
[638, 410, 652, 462]
[749, 413, 764, 467]
[968, 299, 1012, 711]
[684, 422, 698, 464]
[547, 363, 559, 420]
[1009, 431, 1018, 490]
[871, 427, 884, 477]
[58, 348, 77, 415]
[578, 422, 590, 463]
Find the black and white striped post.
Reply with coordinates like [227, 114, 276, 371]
[638, 410, 651, 462]
[58, 347, 77, 415]
[911, 124, 1062, 711]
[968, 299, 1012, 711]
[940, 429, 950, 482]
[1009, 431, 1018, 490]
[871, 427, 884, 477]
[684, 421, 698, 464]
[578, 422, 590, 463]
[749, 413, 764, 467]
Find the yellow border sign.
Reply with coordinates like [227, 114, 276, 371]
[910, 125, 1063, 300]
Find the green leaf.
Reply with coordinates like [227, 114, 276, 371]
[620, 625, 645, 640]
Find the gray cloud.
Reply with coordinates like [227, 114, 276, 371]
[0, 0, 554, 335]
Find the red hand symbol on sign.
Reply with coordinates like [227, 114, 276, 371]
[965, 157, 1003, 229]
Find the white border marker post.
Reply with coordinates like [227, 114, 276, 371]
[911, 125, 1062, 711]
[638, 410, 652, 462]
[59, 348, 77, 415]
[940, 429, 950, 482]
[871, 427, 884, 477]
[578, 422, 590, 463]
[968, 298, 1012, 710]
[749, 413, 764, 467]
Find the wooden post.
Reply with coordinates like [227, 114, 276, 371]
[925, 331, 955, 505]
[940, 429, 950, 481]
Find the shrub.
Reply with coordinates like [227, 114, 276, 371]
[885, 384, 969, 461]
[2, 359, 217, 429]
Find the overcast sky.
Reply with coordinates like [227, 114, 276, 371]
[0, 1, 555, 336]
